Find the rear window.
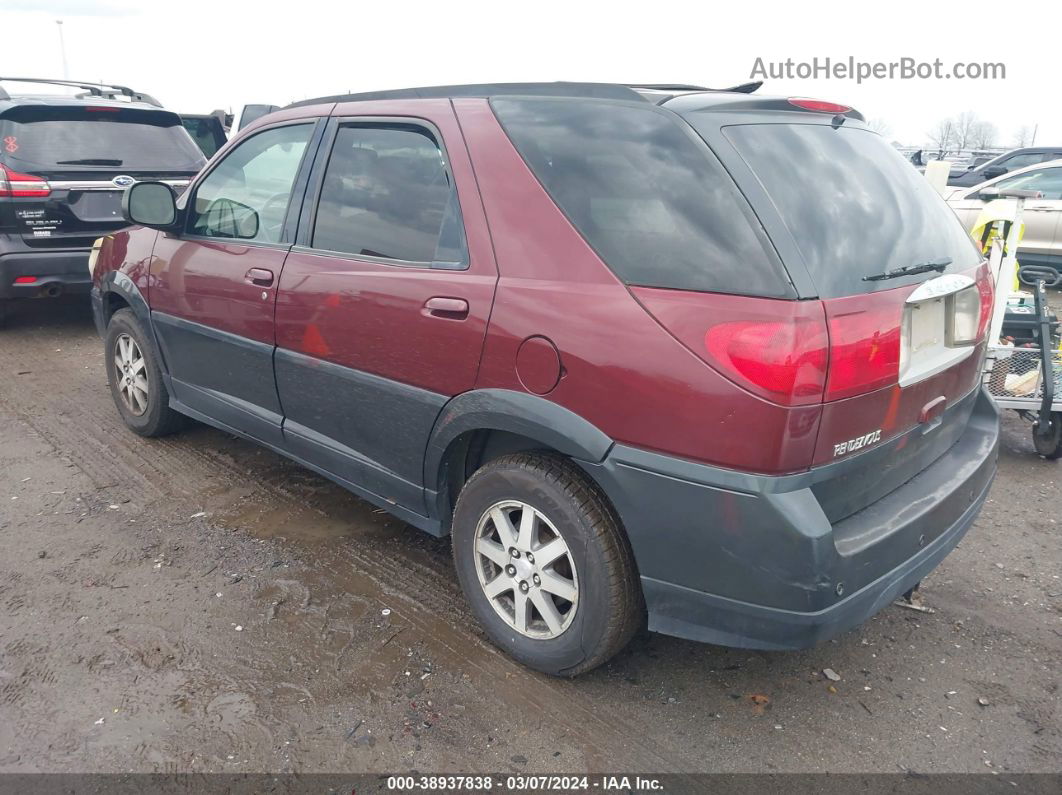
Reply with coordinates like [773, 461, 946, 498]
[490, 98, 791, 297]
[719, 122, 982, 298]
[0, 106, 205, 172]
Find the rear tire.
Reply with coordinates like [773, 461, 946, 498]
[105, 308, 185, 437]
[1033, 412, 1062, 460]
[451, 452, 643, 676]
[0, 299, 9, 328]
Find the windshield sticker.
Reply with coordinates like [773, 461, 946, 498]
[3, 136, 17, 153]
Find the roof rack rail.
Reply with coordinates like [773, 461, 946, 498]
[287, 82, 648, 108]
[0, 77, 162, 107]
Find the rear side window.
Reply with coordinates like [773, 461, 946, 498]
[720, 123, 982, 298]
[0, 106, 205, 172]
[311, 124, 466, 266]
[490, 98, 790, 297]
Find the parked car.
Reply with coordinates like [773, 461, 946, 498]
[948, 146, 1062, 187]
[948, 158, 1062, 275]
[180, 110, 230, 158]
[0, 77, 206, 324]
[91, 82, 999, 675]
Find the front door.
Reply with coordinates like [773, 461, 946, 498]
[274, 104, 497, 513]
[150, 121, 317, 444]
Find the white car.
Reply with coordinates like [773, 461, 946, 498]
[947, 158, 1062, 275]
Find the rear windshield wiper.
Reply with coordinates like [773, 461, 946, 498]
[55, 158, 124, 166]
[862, 257, 952, 282]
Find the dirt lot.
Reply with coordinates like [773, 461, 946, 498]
[0, 297, 1059, 775]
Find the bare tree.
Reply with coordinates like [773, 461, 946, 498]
[970, 120, 997, 149]
[1013, 125, 1033, 147]
[953, 111, 980, 150]
[867, 117, 892, 137]
[927, 118, 956, 157]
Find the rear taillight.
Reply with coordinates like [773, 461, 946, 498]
[0, 164, 51, 197]
[946, 265, 994, 346]
[824, 294, 902, 402]
[948, 286, 982, 346]
[704, 312, 829, 406]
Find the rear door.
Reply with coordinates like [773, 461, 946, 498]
[150, 120, 319, 445]
[274, 101, 497, 512]
[0, 104, 204, 249]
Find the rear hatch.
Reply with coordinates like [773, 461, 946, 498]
[0, 103, 205, 248]
[491, 95, 992, 520]
[674, 103, 990, 516]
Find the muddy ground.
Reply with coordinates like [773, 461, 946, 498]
[0, 297, 1059, 775]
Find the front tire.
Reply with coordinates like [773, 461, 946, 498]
[452, 453, 643, 676]
[104, 308, 184, 437]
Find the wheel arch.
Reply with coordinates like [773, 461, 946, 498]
[97, 271, 149, 327]
[424, 389, 615, 533]
[97, 272, 170, 378]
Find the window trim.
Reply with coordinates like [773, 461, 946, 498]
[180, 118, 321, 250]
[294, 115, 469, 270]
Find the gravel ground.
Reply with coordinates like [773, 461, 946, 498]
[0, 297, 1059, 775]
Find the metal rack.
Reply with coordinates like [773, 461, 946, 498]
[0, 77, 161, 107]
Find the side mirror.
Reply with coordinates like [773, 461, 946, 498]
[122, 182, 178, 229]
[976, 186, 1000, 202]
[982, 165, 1007, 179]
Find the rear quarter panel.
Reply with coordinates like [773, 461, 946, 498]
[455, 99, 821, 475]
[92, 227, 157, 303]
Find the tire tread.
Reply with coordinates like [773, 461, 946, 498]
[454, 451, 643, 676]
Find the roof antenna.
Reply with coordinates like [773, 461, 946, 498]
[831, 114, 846, 129]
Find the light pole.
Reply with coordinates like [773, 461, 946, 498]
[56, 20, 69, 79]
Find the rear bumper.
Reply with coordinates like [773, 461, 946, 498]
[582, 388, 999, 650]
[0, 249, 92, 300]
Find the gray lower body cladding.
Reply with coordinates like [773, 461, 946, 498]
[582, 388, 999, 649]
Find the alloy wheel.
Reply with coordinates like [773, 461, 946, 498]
[113, 333, 149, 416]
[473, 500, 579, 639]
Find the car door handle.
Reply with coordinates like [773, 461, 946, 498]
[423, 296, 469, 318]
[245, 268, 274, 287]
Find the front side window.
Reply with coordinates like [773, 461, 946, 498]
[995, 167, 1062, 200]
[311, 124, 466, 266]
[189, 124, 312, 244]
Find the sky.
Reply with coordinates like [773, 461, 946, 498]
[2, 0, 1059, 148]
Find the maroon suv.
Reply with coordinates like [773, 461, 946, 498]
[91, 82, 999, 676]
